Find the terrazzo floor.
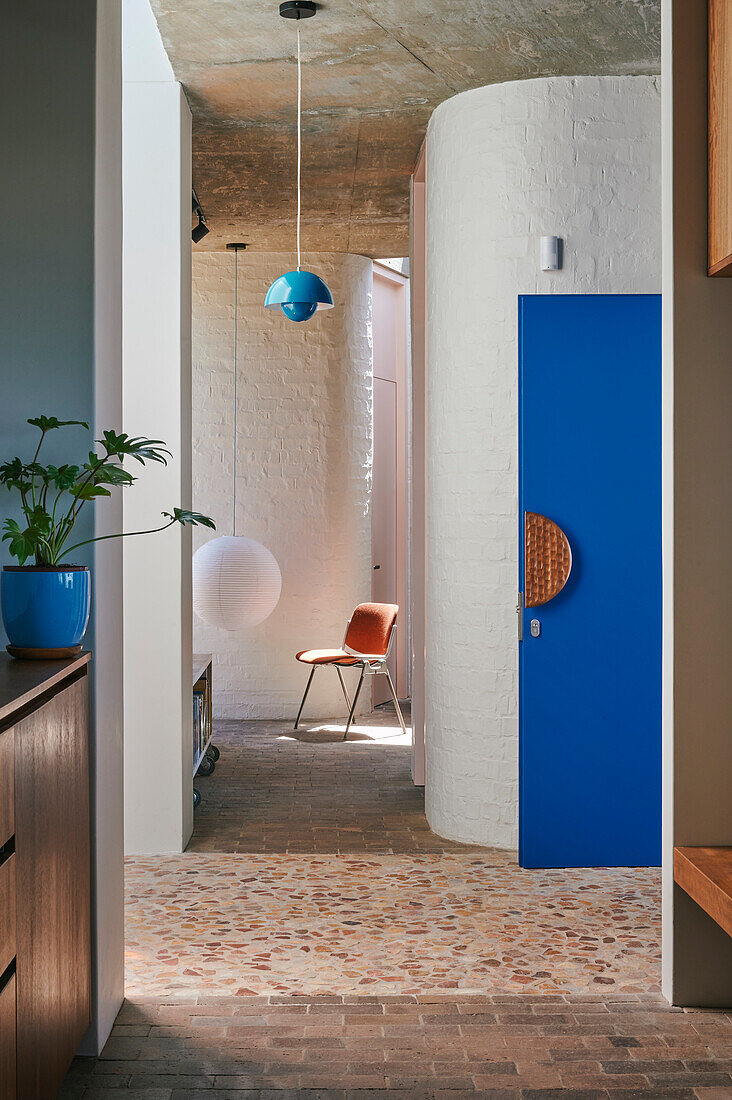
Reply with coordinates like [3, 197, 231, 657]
[125, 853, 660, 1001]
[62, 705, 732, 1097]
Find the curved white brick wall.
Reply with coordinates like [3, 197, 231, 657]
[425, 76, 661, 848]
[192, 252, 372, 719]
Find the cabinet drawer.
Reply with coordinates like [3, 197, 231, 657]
[0, 972, 16, 1100]
[0, 729, 13, 848]
[0, 853, 15, 977]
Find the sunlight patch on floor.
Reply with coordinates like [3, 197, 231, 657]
[278, 720, 411, 746]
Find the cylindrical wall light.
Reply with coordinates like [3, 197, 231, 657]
[540, 235, 562, 271]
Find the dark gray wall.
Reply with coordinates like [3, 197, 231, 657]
[1, 2, 97, 589]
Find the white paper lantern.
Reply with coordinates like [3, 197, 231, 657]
[193, 535, 282, 630]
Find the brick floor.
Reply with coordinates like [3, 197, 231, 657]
[61, 993, 732, 1098]
[61, 705, 732, 1097]
[187, 704, 480, 854]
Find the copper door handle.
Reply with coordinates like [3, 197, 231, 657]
[524, 511, 572, 608]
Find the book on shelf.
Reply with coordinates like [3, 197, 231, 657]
[193, 689, 206, 759]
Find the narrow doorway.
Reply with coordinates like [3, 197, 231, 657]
[371, 260, 410, 706]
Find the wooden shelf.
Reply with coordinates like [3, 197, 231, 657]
[674, 846, 732, 938]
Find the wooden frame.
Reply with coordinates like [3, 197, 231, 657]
[709, 0, 732, 275]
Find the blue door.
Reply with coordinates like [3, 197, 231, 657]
[519, 294, 661, 868]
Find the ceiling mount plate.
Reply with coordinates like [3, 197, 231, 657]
[226, 243, 248, 251]
[279, 1, 317, 18]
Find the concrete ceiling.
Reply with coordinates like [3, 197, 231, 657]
[150, 0, 661, 257]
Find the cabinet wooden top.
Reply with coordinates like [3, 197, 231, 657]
[193, 653, 212, 686]
[0, 652, 90, 724]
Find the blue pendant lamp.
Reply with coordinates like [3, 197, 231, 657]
[265, 2, 334, 322]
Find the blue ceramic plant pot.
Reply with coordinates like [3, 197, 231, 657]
[1, 566, 90, 650]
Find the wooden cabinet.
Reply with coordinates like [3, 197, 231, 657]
[709, 0, 732, 275]
[0, 655, 91, 1100]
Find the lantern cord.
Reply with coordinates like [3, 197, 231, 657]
[296, 20, 302, 271]
[233, 245, 238, 537]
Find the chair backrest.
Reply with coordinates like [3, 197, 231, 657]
[344, 602, 398, 658]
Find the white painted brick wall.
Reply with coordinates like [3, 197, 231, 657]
[425, 76, 661, 848]
[192, 252, 373, 719]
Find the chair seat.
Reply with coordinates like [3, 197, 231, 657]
[296, 648, 361, 666]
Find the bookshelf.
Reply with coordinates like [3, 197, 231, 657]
[192, 653, 217, 807]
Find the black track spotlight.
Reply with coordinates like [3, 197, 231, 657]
[192, 212, 209, 243]
[192, 187, 210, 243]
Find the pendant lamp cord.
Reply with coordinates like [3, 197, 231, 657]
[296, 19, 302, 271]
[233, 245, 238, 537]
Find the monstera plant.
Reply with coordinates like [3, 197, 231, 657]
[0, 416, 215, 655]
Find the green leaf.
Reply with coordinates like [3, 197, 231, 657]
[45, 464, 81, 490]
[69, 482, 112, 501]
[0, 458, 28, 491]
[88, 464, 136, 487]
[27, 416, 89, 432]
[98, 431, 171, 466]
[162, 508, 216, 529]
[0, 460, 50, 493]
[25, 505, 52, 536]
[2, 518, 43, 565]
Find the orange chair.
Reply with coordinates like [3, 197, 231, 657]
[294, 602, 407, 740]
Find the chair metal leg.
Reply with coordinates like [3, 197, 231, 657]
[343, 665, 366, 741]
[294, 666, 316, 729]
[385, 666, 408, 735]
[335, 665, 352, 712]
